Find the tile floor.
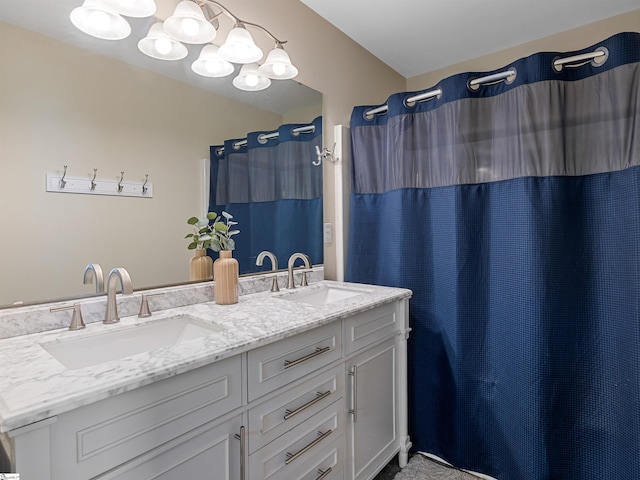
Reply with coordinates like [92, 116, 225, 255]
[373, 455, 409, 480]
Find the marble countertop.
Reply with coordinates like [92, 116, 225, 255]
[0, 280, 411, 433]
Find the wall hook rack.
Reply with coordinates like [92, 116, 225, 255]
[314, 144, 339, 166]
[46, 170, 153, 198]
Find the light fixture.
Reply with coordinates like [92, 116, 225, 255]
[138, 22, 188, 61]
[233, 63, 271, 91]
[192, 45, 235, 77]
[102, 0, 156, 18]
[163, 0, 217, 44]
[259, 44, 298, 80]
[68, 0, 298, 91]
[218, 24, 263, 64]
[70, 0, 131, 40]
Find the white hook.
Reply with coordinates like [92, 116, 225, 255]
[314, 143, 339, 165]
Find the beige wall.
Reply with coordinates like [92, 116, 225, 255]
[0, 21, 284, 305]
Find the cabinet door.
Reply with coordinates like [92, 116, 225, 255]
[96, 414, 244, 480]
[345, 338, 397, 480]
[51, 355, 242, 479]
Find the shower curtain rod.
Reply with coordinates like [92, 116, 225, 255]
[364, 47, 608, 118]
[217, 124, 316, 154]
[364, 88, 442, 118]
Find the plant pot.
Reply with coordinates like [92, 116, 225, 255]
[189, 249, 213, 281]
[214, 250, 239, 305]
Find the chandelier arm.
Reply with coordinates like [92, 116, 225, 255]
[197, 0, 287, 45]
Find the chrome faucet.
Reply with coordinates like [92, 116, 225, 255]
[256, 251, 280, 292]
[104, 267, 133, 324]
[83, 263, 104, 293]
[286, 253, 311, 289]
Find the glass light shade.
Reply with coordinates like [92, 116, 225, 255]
[232, 63, 271, 91]
[218, 26, 263, 64]
[102, 0, 156, 17]
[258, 46, 298, 80]
[163, 1, 216, 44]
[138, 22, 188, 60]
[192, 45, 235, 77]
[70, 0, 131, 40]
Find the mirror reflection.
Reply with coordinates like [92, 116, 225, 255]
[0, 1, 323, 308]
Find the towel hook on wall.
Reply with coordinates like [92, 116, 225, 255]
[314, 144, 339, 166]
[59, 165, 68, 188]
[117, 171, 125, 193]
[142, 174, 149, 195]
[90, 169, 98, 191]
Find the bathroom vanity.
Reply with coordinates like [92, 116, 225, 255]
[0, 280, 411, 480]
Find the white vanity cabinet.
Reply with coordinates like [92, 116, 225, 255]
[343, 302, 411, 480]
[2, 294, 410, 480]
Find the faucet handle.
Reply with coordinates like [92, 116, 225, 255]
[270, 276, 280, 293]
[138, 292, 164, 318]
[50, 303, 85, 330]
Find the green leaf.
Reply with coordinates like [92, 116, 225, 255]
[206, 212, 217, 220]
[187, 242, 198, 250]
[187, 216, 199, 225]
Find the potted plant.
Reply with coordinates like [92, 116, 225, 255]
[186, 211, 239, 252]
[186, 211, 240, 304]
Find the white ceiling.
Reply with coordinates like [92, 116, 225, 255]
[300, 0, 640, 78]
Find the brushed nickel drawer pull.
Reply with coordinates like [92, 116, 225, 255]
[285, 429, 333, 465]
[284, 390, 332, 420]
[234, 425, 246, 480]
[316, 467, 333, 480]
[348, 365, 358, 423]
[284, 346, 331, 369]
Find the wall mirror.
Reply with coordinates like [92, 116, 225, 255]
[0, 0, 323, 308]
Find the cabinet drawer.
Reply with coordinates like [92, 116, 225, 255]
[51, 355, 241, 480]
[344, 303, 397, 355]
[249, 400, 345, 480]
[284, 434, 344, 480]
[95, 414, 243, 480]
[248, 365, 344, 454]
[247, 322, 341, 401]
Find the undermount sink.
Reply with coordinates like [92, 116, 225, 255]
[40, 315, 224, 370]
[279, 284, 369, 307]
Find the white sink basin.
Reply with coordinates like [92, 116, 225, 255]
[279, 285, 368, 307]
[40, 315, 224, 370]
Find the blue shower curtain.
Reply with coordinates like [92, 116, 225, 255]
[347, 33, 640, 480]
[210, 116, 322, 274]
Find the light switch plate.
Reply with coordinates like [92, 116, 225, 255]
[323, 223, 332, 243]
